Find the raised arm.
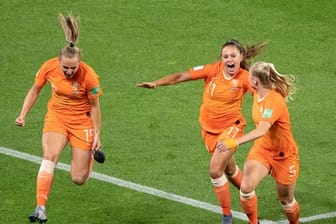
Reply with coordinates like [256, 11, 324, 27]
[136, 71, 192, 89]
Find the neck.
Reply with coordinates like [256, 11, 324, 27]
[223, 70, 237, 80]
[257, 88, 271, 102]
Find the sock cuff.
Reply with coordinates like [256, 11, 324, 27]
[281, 198, 297, 210]
[240, 190, 255, 199]
[39, 160, 56, 174]
[211, 174, 227, 187]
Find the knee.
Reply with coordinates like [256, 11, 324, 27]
[72, 174, 89, 185]
[280, 197, 297, 210]
[209, 166, 223, 179]
[279, 196, 295, 206]
[225, 164, 238, 177]
[240, 181, 255, 194]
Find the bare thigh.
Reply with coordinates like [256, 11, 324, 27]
[42, 132, 68, 163]
[276, 182, 297, 205]
[240, 160, 269, 193]
[210, 149, 236, 178]
[70, 147, 92, 185]
[225, 156, 238, 176]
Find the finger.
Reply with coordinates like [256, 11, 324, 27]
[15, 121, 24, 126]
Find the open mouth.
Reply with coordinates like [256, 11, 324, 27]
[64, 73, 74, 79]
[227, 63, 235, 69]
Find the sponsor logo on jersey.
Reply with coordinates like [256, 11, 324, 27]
[193, 65, 204, 71]
[262, 108, 273, 118]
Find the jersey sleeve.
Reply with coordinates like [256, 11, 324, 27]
[86, 68, 103, 99]
[189, 64, 213, 80]
[260, 93, 286, 124]
[34, 63, 49, 87]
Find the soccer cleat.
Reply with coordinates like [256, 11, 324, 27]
[94, 149, 105, 163]
[222, 214, 233, 224]
[28, 206, 48, 223]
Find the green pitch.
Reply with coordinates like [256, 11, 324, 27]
[0, 0, 335, 223]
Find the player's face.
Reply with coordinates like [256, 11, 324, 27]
[221, 45, 243, 77]
[60, 56, 80, 79]
[249, 73, 258, 89]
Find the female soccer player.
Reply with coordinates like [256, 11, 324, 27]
[217, 62, 300, 224]
[15, 13, 103, 223]
[137, 39, 266, 223]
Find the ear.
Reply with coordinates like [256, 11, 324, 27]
[240, 54, 244, 62]
[251, 76, 258, 85]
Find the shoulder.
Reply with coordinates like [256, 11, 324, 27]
[191, 60, 222, 72]
[267, 90, 286, 107]
[236, 68, 249, 78]
[78, 62, 99, 78]
[37, 57, 59, 77]
[40, 57, 59, 70]
[207, 60, 223, 70]
[77, 62, 100, 85]
[79, 61, 96, 73]
[270, 90, 284, 100]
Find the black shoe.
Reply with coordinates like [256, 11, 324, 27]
[94, 149, 105, 163]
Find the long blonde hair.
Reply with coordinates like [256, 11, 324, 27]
[58, 13, 81, 59]
[250, 62, 296, 100]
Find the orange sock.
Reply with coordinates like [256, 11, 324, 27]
[283, 199, 300, 224]
[240, 191, 258, 224]
[227, 165, 242, 189]
[212, 175, 231, 215]
[214, 183, 231, 215]
[36, 160, 55, 207]
[36, 171, 54, 206]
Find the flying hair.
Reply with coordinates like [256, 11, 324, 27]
[250, 62, 296, 100]
[221, 39, 268, 70]
[58, 13, 81, 59]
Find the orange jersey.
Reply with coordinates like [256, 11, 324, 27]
[252, 90, 298, 158]
[189, 61, 253, 133]
[35, 58, 103, 123]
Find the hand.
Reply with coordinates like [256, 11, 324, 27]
[216, 139, 238, 153]
[15, 116, 25, 127]
[91, 134, 101, 151]
[136, 82, 156, 89]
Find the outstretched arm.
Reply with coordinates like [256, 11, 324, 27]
[15, 84, 42, 127]
[217, 121, 272, 152]
[237, 121, 272, 145]
[136, 71, 192, 88]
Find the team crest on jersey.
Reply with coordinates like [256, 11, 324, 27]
[51, 84, 57, 92]
[231, 79, 239, 91]
[72, 82, 80, 94]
